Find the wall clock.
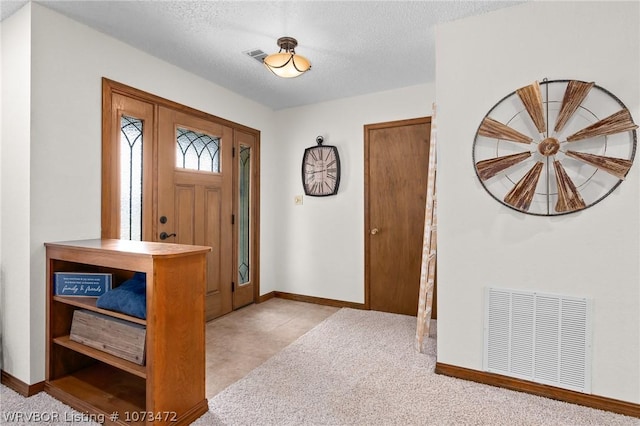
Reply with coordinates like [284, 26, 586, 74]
[302, 136, 341, 196]
[472, 79, 637, 216]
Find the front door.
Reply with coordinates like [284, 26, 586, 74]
[365, 117, 432, 316]
[102, 79, 261, 321]
[158, 107, 234, 320]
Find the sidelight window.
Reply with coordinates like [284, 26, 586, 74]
[119, 115, 143, 241]
[238, 144, 251, 284]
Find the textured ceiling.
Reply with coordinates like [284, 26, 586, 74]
[2, 1, 522, 110]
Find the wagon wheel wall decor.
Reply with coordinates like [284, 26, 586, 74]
[472, 79, 638, 216]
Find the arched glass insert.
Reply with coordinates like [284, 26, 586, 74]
[176, 127, 220, 172]
[120, 115, 143, 241]
[238, 145, 251, 284]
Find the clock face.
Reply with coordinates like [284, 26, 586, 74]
[302, 145, 341, 196]
[473, 79, 637, 216]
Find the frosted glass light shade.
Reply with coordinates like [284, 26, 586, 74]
[263, 52, 311, 78]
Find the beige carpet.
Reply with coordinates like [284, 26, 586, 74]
[1, 308, 637, 425]
[0, 385, 101, 425]
[195, 308, 637, 426]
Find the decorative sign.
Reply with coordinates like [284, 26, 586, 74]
[54, 272, 112, 297]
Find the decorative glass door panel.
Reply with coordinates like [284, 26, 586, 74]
[176, 127, 221, 173]
[119, 115, 144, 241]
[238, 144, 251, 285]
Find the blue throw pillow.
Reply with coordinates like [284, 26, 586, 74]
[96, 272, 146, 319]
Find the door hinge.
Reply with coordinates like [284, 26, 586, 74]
[232, 147, 236, 157]
[232, 282, 235, 292]
[232, 214, 235, 225]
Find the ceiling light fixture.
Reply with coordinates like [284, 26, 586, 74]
[263, 37, 311, 78]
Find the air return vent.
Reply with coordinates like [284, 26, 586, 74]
[244, 48, 268, 63]
[484, 288, 592, 393]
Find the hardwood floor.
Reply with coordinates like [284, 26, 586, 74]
[205, 298, 339, 398]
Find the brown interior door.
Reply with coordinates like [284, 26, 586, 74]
[365, 117, 432, 316]
[158, 107, 233, 320]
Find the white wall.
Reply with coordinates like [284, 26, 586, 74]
[0, 3, 32, 382]
[436, 1, 639, 403]
[268, 85, 434, 302]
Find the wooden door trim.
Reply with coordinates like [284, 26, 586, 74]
[364, 116, 432, 311]
[103, 78, 259, 135]
[251, 137, 261, 305]
[101, 78, 261, 307]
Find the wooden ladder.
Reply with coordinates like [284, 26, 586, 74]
[415, 103, 438, 353]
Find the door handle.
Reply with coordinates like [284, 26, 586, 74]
[370, 228, 379, 235]
[159, 232, 176, 240]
